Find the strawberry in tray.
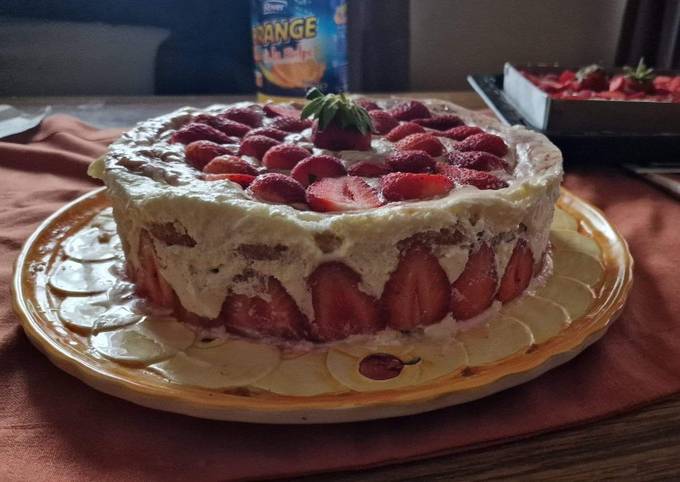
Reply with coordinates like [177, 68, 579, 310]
[93, 89, 562, 344]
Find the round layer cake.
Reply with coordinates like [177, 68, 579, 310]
[90, 95, 562, 343]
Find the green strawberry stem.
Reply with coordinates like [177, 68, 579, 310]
[302, 88, 374, 134]
[624, 58, 654, 83]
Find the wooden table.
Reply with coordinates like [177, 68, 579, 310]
[4, 92, 680, 481]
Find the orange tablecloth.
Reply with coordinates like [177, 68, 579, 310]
[1, 116, 679, 481]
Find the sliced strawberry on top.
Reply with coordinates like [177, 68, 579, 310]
[381, 244, 451, 330]
[270, 116, 312, 133]
[446, 151, 509, 171]
[134, 230, 176, 309]
[306, 176, 383, 212]
[380, 172, 453, 201]
[184, 140, 236, 170]
[450, 243, 497, 320]
[171, 123, 235, 145]
[263, 103, 301, 118]
[412, 114, 463, 131]
[347, 160, 391, 177]
[386, 150, 435, 173]
[496, 239, 534, 303]
[396, 133, 444, 157]
[388, 100, 431, 121]
[221, 276, 309, 340]
[436, 163, 508, 190]
[220, 107, 263, 128]
[355, 98, 381, 111]
[194, 114, 251, 137]
[262, 144, 311, 169]
[456, 132, 508, 157]
[369, 110, 399, 135]
[291, 154, 347, 187]
[203, 173, 256, 188]
[437, 125, 483, 141]
[203, 155, 258, 175]
[247, 173, 306, 204]
[385, 122, 425, 142]
[245, 127, 289, 142]
[238, 135, 281, 160]
[308, 262, 384, 342]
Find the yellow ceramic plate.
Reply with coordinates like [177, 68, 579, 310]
[12, 188, 633, 424]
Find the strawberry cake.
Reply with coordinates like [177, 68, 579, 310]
[89, 90, 562, 343]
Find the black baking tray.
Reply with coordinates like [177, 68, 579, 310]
[467, 73, 680, 163]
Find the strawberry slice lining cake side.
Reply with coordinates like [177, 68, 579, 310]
[90, 91, 562, 344]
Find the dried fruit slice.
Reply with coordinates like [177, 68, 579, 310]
[91, 318, 195, 365]
[255, 351, 346, 396]
[551, 208, 578, 231]
[63, 228, 120, 261]
[501, 294, 569, 344]
[534, 275, 595, 321]
[552, 250, 604, 287]
[326, 349, 421, 392]
[49, 259, 117, 294]
[457, 316, 533, 366]
[450, 243, 497, 320]
[550, 229, 600, 259]
[413, 340, 468, 382]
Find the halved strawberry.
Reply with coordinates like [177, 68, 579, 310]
[388, 100, 431, 121]
[247, 173, 306, 204]
[412, 114, 463, 131]
[396, 133, 444, 157]
[263, 103, 301, 118]
[347, 160, 391, 177]
[194, 114, 251, 137]
[221, 276, 308, 340]
[262, 144, 311, 169]
[380, 172, 453, 201]
[203, 155, 258, 175]
[436, 163, 508, 190]
[220, 107, 263, 128]
[270, 116, 312, 133]
[496, 239, 533, 303]
[385, 122, 425, 142]
[437, 125, 483, 141]
[311, 121, 372, 151]
[203, 173, 256, 188]
[171, 123, 235, 145]
[134, 230, 176, 308]
[456, 132, 508, 157]
[386, 150, 435, 173]
[184, 140, 236, 170]
[245, 127, 289, 141]
[308, 262, 384, 341]
[450, 243, 497, 320]
[381, 244, 450, 330]
[306, 176, 383, 212]
[291, 155, 346, 187]
[446, 151, 509, 171]
[238, 135, 281, 160]
[369, 110, 399, 135]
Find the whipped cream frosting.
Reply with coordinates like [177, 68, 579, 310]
[91, 98, 562, 322]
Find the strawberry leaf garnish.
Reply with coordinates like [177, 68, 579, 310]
[623, 58, 655, 83]
[301, 88, 374, 134]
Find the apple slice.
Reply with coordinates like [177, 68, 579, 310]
[551, 208, 578, 231]
[326, 349, 422, 392]
[550, 229, 600, 259]
[553, 250, 604, 287]
[64, 227, 121, 261]
[49, 259, 117, 294]
[59, 295, 108, 331]
[457, 316, 533, 366]
[150, 353, 252, 390]
[535, 275, 595, 321]
[413, 340, 468, 382]
[255, 351, 347, 396]
[91, 318, 195, 365]
[501, 294, 569, 344]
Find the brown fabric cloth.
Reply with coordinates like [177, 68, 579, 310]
[1, 115, 679, 482]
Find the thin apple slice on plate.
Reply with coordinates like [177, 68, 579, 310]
[49, 259, 117, 294]
[59, 294, 108, 331]
[502, 294, 569, 344]
[551, 208, 578, 231]
[457, 316, 534, 367]
[412, 340, 468, 383]
[550, 229, 600, 259]
[91, 318, 194, 365]
[534, 275, 595, 321]
[326, 349, 422, 392]
[553, 250, 604, 287]
[64, 227, 121, 261]
[255, 350, 347, 396]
